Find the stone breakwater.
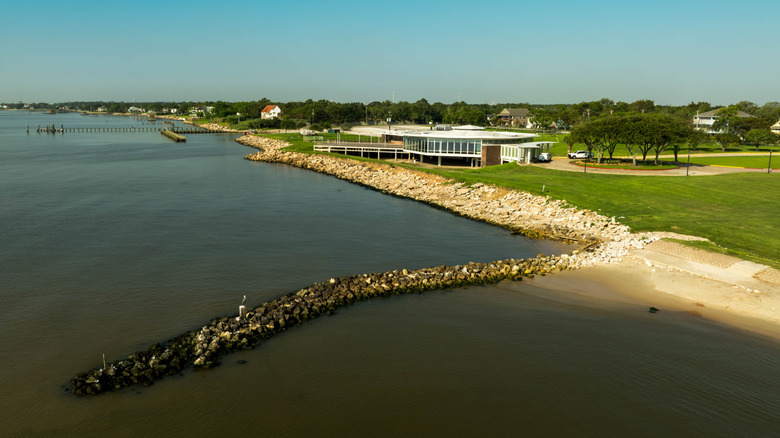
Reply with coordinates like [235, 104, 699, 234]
[238, 135, 661, 267]
[72, 256, 573, 395]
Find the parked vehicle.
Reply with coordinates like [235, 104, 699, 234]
[537, 152, 552, 162]
[568, 150, 593, 159]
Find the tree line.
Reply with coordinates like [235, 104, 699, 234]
[5, 98, 780, 140]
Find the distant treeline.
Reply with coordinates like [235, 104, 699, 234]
[5, 98, 780, 130]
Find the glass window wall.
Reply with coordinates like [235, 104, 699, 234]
[403, 136, 482, 155]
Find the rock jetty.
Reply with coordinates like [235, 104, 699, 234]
[72, 255, 574, 395]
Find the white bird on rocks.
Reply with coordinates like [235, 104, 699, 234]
[241, 295, 247, 306]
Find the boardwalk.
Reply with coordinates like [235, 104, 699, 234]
[313, 141, 410, 160]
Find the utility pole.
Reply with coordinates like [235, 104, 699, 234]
[686, 146, 691, 176]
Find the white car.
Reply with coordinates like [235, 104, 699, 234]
[568, 150, 592, 159]
[537, 152, 552, 162]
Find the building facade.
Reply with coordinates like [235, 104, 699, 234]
[771, 120, 780, 135]
[495, 108, 531, 128]
[693, 109, 753, 133]
[261, 105, 282, 119]
[400, 126, 537, 167]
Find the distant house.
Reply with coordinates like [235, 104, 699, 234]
[189, 106, 212, 117]
[693, 109, 753, 133]
[261, 104, 282, 119]
[496, 108, 530, 128]
[97, 106, 108, 112]
[128, 106, 144, 113]
[771, 120, 780, 135]
[162, 108, 178, 114]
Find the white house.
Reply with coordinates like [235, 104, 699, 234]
[693, 109, 753, 133]
[189, 106, 213, 117]
[128, 106, 144, 113]
[495, 108, 531, 128]
[771, 120, 780, 135]
[261, 104, 282, 119]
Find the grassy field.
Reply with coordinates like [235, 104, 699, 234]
[686, 155, 779, 169]
[423, 164, 780, 267]
[255, 133, 780, 266]
[532, 132, 780, 160]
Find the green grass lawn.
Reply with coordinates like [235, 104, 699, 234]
[529, 132, 780, 161]
[572, 160, 678, 170]
[686, 155, 779, 169]
[422, 164, 780, 266]
[253, 133, 780, 266]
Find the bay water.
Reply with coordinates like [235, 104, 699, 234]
[1, 111, 778, 437]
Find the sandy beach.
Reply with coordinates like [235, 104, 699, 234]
[529, 249, 780, 340]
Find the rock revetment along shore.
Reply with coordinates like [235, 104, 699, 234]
[71, 135, 660, 396]
[238, 135, 660, 266]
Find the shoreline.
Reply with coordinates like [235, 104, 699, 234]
[527, 256, 780, 341]
[237, 134, 779, 331]
[70, 132, 779, 394]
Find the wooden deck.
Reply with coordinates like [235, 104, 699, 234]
[314, 141, 409, 159]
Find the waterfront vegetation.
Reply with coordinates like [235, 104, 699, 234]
[255, 133, 780, 267]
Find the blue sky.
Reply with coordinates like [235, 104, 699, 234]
[1, 0, 778, 105]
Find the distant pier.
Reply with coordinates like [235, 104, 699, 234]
[31, 124, 227, 135]
[161, 130, 186, 142]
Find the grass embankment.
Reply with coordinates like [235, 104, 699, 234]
[687, 155, 779, 169]
[251, 133, 780, 267]
[425, 164, 780, 268]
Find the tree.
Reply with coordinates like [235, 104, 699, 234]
[596, 116, 624, 161]
[647, 114, 690, 165]
[617, 113, 685, 165]
[713, 132, 741, 152]
[530, 108, 555, 133]
[563, 135, 574, 154]
[731, 116, 769, 137]
[734, 101, 758, 114]
[681, 129, 709, 159]
[573, 116, 624, 163]
[570, 123, 598, 159]
[744, 129, 776, 151]
[713, 105, 739, 134]
[630, 99, 655, 113]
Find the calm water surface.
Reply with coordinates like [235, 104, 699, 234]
[1, 111, 779, 437]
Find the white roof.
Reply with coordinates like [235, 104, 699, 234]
[395, 129, 536, 140]
[451, 125, 485, 131]
[513, 141, 556, 149]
